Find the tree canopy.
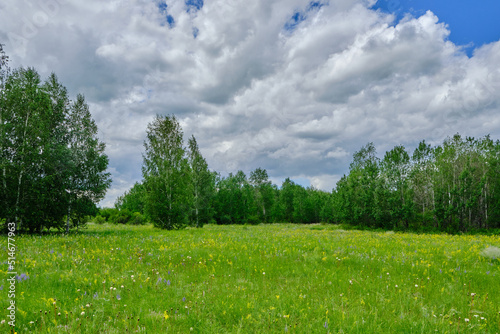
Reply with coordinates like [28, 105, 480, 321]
[0, 53, 111, 233]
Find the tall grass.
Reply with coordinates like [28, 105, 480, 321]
[2, 223, 499, 333]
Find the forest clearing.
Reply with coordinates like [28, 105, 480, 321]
[3, 223, 499, 333]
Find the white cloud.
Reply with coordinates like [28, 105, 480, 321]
[1, 0, 500, 207]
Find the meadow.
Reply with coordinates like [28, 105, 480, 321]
[2, 223, 499, 333]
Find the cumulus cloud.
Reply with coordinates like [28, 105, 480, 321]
[1, 0, 500, 206]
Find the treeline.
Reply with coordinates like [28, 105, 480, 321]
[0, 46, 111, 233]
[332, 135, 500, 232]
[115, 113, 500, 233]
[110, 115, 333, 229]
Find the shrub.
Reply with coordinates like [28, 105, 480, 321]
[93, 216, 106, 225]
[131, 212, 146, 225]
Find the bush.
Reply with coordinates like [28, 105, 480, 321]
[93, 216, 106, 225]
[131, 212, 146, 225]
[110, 210, 133, 225]
[99, 208, 118, 222]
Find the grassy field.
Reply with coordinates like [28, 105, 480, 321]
[2, 223, 500, 333]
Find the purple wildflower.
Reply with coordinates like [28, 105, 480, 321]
[116, 294, 121, 300]
[167, 280, 171, 286]
[16, 273, 29, 282]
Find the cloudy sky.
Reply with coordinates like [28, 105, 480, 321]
[1, 0, 500, 207]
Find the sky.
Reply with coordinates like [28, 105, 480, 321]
[1, 0, 500, 207]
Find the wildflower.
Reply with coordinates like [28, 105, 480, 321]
[1, 320, 5, 324]
[471, 293, 476, 297]
[16, 273, 29, 281]
[121, 285, 124, 288]
[81, 311, 85, 316]
[415, 284, 418, 288]
[93, 292, 98, 299]
[116, 294, 121, 300]
[324, 321, 328, 329]
[464, 318, 469, 322]
[164, 312, 169, 320]
[167, 280, 171, 286]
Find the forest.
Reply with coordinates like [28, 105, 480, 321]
[2, 45, 500, 234]
[111, 114, 500, 233]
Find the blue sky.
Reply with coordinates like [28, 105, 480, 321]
[373, 0, 500, 56]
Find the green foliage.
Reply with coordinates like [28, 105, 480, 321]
[93, 215, 106, 225]
[334, 135, 500, 233]
[115, 182, 146, 214]
[0, 62, 111, 233]
[142, 115, 191, 230]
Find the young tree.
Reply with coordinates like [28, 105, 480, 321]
[142, 115, 191, 229]
[187, 135, 215, 227]
[66, 93, 111, 231]
[249, 167, 275, 223]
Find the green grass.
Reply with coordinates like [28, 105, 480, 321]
[2, 223, 500, 333]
